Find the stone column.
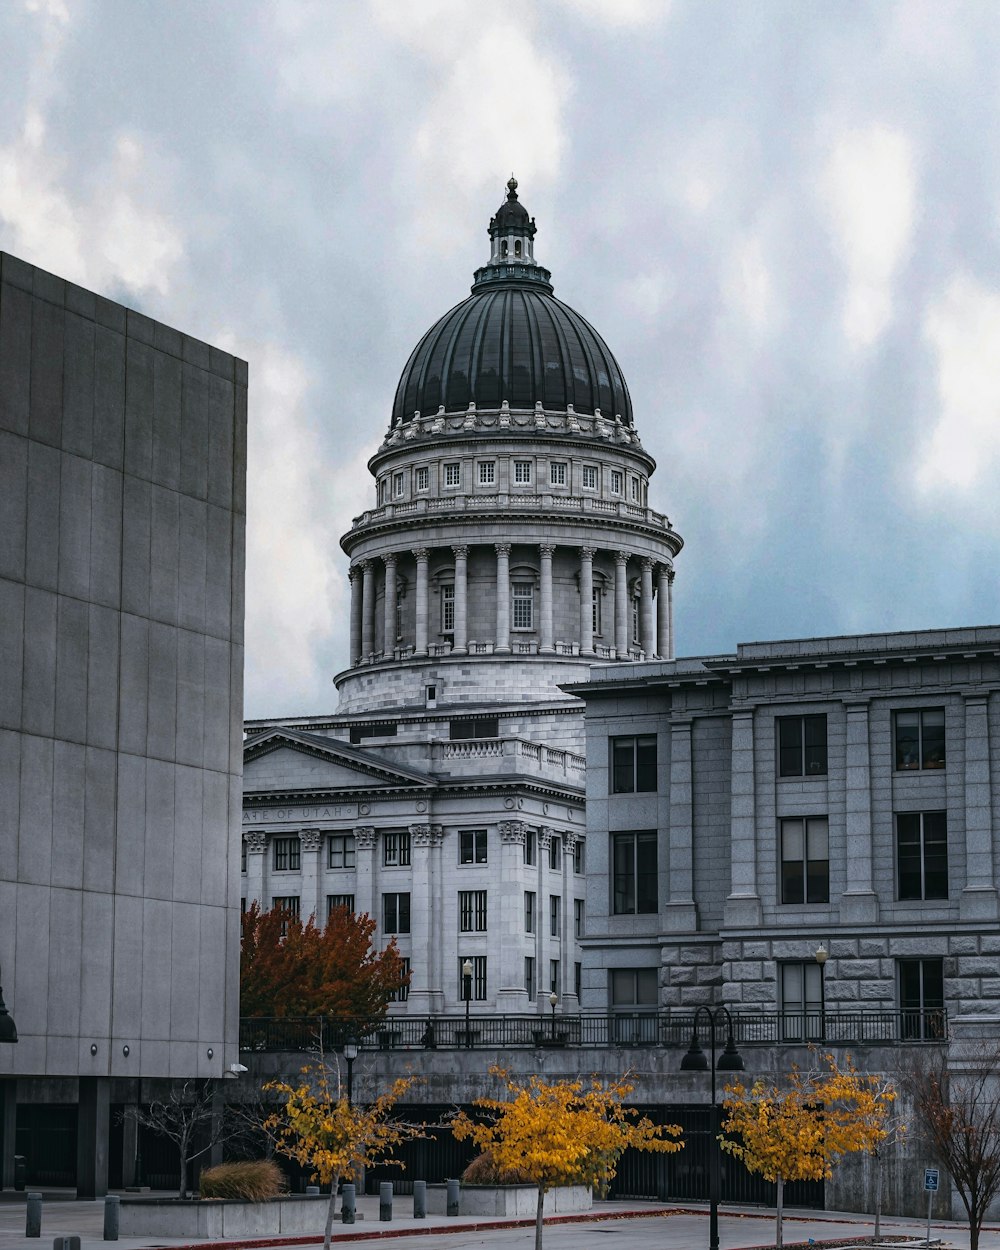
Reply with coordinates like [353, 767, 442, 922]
[360, 559, 376, 659]
[667, 567, 675, 659]
[382, 553, 398, 657]
[614, 551, 629, 658]
[561, 830, 579, 1007]
[300, 828, 323, 924]
[539, 543, 555, 653]
[962, 695, 998, 919]
[579, 547, 595, 656]
[725, 710, 762, 925]
[354, 826, 377, 923]
[408, 824, 444, 1012]
[244, 830, 267, 908]
[639, 557, 655, 658]
[840, 701, 878, 925]
[495, 544, 511, 653]
[656, 565, 672, 661]
[497, 821, 528, 1011]
[349, 565, 363, 666]
[665, 719, 698, 930]
[453, 545, 469, 655]
[76, 1077, 110, 1197]
[414, 549, 429, 657]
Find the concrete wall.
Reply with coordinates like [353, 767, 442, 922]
[0, 251, 246, 1081]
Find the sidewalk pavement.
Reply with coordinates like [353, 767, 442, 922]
[0, 1190, 996, 1250]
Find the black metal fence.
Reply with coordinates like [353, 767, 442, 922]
[240, 1008, 947, 1053]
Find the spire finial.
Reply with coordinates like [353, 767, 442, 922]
[507, 174, 518, 198]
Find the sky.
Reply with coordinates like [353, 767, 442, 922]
[2, 0, 1000, 718]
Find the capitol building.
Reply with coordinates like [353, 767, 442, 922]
[241, 178, 681, 1017]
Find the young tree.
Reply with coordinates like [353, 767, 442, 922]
[909, 1046, 1000, 1250]
[265, 1063, 423, 1250]
[451, 1066, 683, 1250]
[241, 901, 408, 1021]
[123, 1080, 229, 1199]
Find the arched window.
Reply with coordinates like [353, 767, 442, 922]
[514, 239, 522, 257]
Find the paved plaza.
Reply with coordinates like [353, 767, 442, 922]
[0, 1192, 995, 1250]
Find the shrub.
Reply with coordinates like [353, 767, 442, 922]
[461, 1150, 534, 1185]
[198, 1160, 288, 1201]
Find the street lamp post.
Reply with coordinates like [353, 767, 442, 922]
[549, 991, 557, 1043]
[0, 965, 17, 1044]
[680, 1006, 745, 1250]
[462, 959, 473, 1048]
[815, 944, 828, 1042]
[343, 1036, 359, 1107]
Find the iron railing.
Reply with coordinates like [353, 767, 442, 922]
[239, 1008, 947, 1053]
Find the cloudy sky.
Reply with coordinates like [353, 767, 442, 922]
[3, 0, 1000, 717]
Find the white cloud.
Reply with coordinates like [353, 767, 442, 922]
[548, 0, 669, 27]
[820, 124, 916, 350]
[915, 273, 1000, 495]
[724, 233, 775, 338]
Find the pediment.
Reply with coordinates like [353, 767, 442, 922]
[243, 727, 434, 792]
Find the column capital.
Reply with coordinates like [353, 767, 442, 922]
[640, 556, 655, 571]
[360, 558, 375, 573]
[300, 828, 323, 853]
[579, 546, 597, 560]
[354, 825, 378, 850]
[244, 830, 267, 854]
[539, 542, 556, 557]
[615, 549, 629, 567]
[349, 564, 363, 582]
[495, 543, 512, 558]
[452, 544, 469, 559]
[382, 552, 398, 569]
[413, 547, 429, 563]
[499, 820, 526, 844]
[409, 822, 444, 847]
[561, 828, 580, 852]
[666, 566, 676, 584]
[538, 826, 553, 851]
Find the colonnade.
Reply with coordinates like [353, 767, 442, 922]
[348, 544, 675, 665]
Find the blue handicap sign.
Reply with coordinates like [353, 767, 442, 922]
[924, 1168, 940, 1192]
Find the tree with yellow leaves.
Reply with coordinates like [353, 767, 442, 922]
[264, 1064, 423, 1250]
[452, 1066, 683, 1250]
[721, 1054, 887, 1250]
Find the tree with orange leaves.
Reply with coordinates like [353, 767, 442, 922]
[452, 1067, 683, 1250]
[240, 901, 408, 1020]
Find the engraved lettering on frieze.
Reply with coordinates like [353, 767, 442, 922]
[499, 821, 526, 845]
[354, 826, 378, 851]
[243, 805, 356, 823]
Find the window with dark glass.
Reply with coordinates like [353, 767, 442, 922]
[459, 889, 488, 932]
[611, 735, 657, 793]
[574, 898, 584, 938]
[610, 969, 657, 1010]
[272, 895, 299, 937]
[899, 957, 945, 1040]
[592, 588, 601, 635]
[777, 715, 827, 777]
[612, 831, 658, 914]
[574, 962, 582, 999]
[272, 837, 300, 872]
[780, 961, 823, 1041]
[780, 817, 829, 904]
[550, 959, 559, 992]
[383, 892, 411, 934]
[897, 812, 948, 900]
[327, 894, 354, 917]
[350, 722, 398, 744]
[389, 957, 410, 1002]
[895, 709, 946, 771]
[524, 830, 536, 865]
[460, 828, 487, 864]
[450, 717, 499, 740]
[525, 956, 536, 1000]
[573, 839, 585, 874]
[458, 955, 487, 1001]
[328, 833, 356, 869]
[549, 895, 560, 937]
[548, 836, 560, 870]
[241, 840, 246, 873]
[383, 830, 411, 867]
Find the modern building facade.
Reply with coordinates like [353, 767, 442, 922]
[242, 179, 682, 1017]
[0, 252, 247, 1192]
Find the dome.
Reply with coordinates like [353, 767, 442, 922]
[390, 180, 634, 428]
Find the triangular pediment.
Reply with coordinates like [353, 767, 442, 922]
[243, 727, 434, 792]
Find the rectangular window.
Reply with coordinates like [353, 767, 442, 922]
[383, 892, 411, 934]
[459, 889, 488, 932]
[778, 715, 828, 777]
[610, 470, 623, 494]
[350, 722, 398, 744]
[272, 895, 300, 937]
[549, 461, 567, 486]
[241, 841, 247, 873]
[459, 955, 487, 1001]
[611, 734, 657, 793]
[610, 968, 657, 1041]
[780, 817, 830, 905]
[612, 831, 658, 915]
[631, 596, 639, 644]
[573, 840, 585, 874]
[393, 471, 404, 498]
[549, 895, 560, 937]
[899, 957, 945, 1040]
[895, 709, 946, 771]
[524, 830, 536, 865]
[328, 834, 356, 869]
[390, 957, 410, 1003]
[525, 956, 536, 1000]
[592, 588, 601, 635]
[327, 893, 355, 917]
[414, 466, 429, 491]
[441, 584, 455, 632]
[460, 829, 488, 865]
[383, 830, 411, 867]
[272, 837, 300, 872]
[574, 961, 582, 1000]
[897, 812, 948, 900]
[574, 898, 584, 938]
[512, 581, 534, 630]
[630, 476, 640, 501]
[582, 464, 598, 490]
[780, 961, 824, 1041]
[478, 461, 496, 486]
[450, 717, 499, 740]
[444, 462, 461, 487]
[550, 959, 560, 993]
[379, 478, 388, 503]
[524, 890, 536, 934]
[396, 600, 404, 642]
[549, 836, 561, 870]
[514, 460, 532, 484]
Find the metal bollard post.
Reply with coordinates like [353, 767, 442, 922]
[446, 1177, 460, 1217]
[379, 1181, 392, 1222]
[103, 1194, 120, 1241]
[341, 1183, 356, 1224]
[26, 1193, 42, 1238]
[413, 1179, 426, 1219]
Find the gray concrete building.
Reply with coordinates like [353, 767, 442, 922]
[0, 252, 247, 1193]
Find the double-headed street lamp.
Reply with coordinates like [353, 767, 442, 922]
[680, 1006, 745, 1250]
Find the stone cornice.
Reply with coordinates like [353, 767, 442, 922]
[243, 775, 584, 808]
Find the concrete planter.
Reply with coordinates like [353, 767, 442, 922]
[119, 1194, 331, 1239]
[426, 1182, 591, 1217]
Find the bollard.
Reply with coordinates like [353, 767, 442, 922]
[379, 1181, 392, 1222]
[446, 1177, 460, 1217]
[306, 1186, 319, 1194]
[26, 1193, 42, 1238]
[341, 1183, 356, 1224]
[413, 1179, 426, 1219]
[103, 1194, 120, 1241]
[53, 1238, 81, 1250]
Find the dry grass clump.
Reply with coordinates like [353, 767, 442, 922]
[461, 1151, 534, 1185]
[198, 1160, 288, 1201]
